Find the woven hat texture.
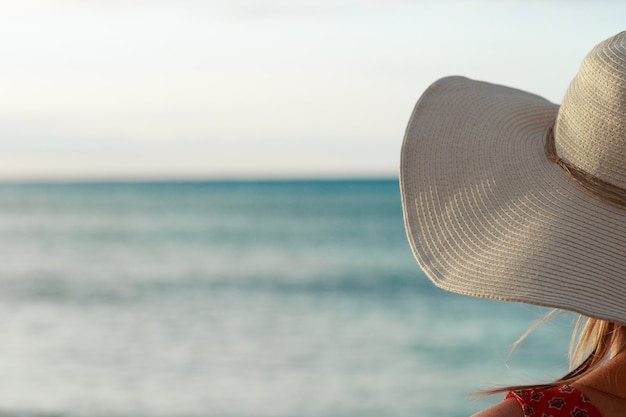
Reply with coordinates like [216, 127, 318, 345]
[400, 32, 626, 324]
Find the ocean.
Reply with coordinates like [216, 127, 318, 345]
[0, 179, 572, 417]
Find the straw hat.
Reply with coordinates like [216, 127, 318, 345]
[400, 32, 626, 324]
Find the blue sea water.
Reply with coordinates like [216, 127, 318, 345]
[0, 179, 572, 417]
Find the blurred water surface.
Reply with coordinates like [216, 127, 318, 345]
[0, 179, 570, 417]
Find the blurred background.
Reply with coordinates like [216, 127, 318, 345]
[0, 1, 624, 416]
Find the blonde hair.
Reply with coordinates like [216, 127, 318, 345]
[480, 313, 626, 395]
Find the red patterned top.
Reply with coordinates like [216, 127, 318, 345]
[505, 385, 603, 417]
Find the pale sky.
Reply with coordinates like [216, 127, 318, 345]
[1, 0, 625, 181]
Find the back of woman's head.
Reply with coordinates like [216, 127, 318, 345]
[567, 316, 625, 379]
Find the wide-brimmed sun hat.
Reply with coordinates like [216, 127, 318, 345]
[400, 31, 626, 325]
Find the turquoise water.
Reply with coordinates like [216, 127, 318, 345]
[0, 179, 571, 416]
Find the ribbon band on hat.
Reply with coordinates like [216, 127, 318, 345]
[544, 123, 626, 207]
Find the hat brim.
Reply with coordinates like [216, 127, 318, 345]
[400, 76, 626, 324]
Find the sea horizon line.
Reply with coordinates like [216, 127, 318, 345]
[0, 174, 399, 186]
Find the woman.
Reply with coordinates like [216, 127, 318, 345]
[399, 32, 626, 417]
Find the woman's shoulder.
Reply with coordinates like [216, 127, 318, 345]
[471, 397, 524, 417]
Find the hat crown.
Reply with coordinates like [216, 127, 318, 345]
[555, 31, 626, 189]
